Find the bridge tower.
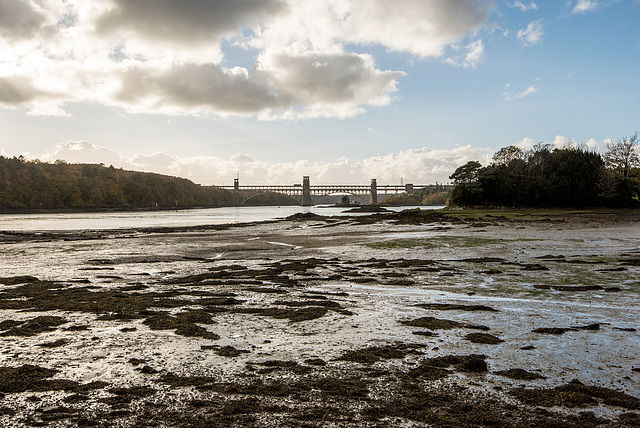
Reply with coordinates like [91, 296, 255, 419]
[405, 183, 414, 194]
[233, 177, 239, 195]
[302, 176, 313, 206]
[370, 179, 378, 205]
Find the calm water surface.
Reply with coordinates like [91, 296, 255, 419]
[0, 205, 442, 231]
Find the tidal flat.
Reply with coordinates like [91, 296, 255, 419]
[0, 210, 639, 427]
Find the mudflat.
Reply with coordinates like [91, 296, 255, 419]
[0, 210, 639, 427]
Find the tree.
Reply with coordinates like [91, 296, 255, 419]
[492, 145, 525, 166]
[603, 132, 639, 180]
[449, 161, 483, 206]
[449, 161, 482, 184]
[449, 145, 609, 208]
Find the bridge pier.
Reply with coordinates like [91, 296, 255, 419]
[302, 176, 313, 206]
[370, 179, 377, 205]
[405, 183, 414, 194]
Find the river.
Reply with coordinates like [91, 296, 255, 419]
[0, 205, 443, 231]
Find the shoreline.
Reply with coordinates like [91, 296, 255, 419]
[0, 205, 227, 215]
[0, 210, 638, 426]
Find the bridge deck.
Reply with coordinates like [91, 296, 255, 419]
[217, 184, 435, 192]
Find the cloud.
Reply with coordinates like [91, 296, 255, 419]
[0, 76, 45, 105]
[517, 20, 544, 46]
[516, 85, 538, 98]
[344, 0, 494, 57]
[0, 0, 494, 119]
[507, 1, 538, 12]
[503, 83, 538, 101]
[39, 141, 127, 166]
[34, 141, 495, 185]
[573, 0, 599, 14]
[32, 136, 611, 186]
[115, 63, 281, 115]
[442, 39, 485, 69]
[516, 135, 606, 152]
[96, 0, 286, 45]
[261, 51, 405, 119]
[0, 0, 46, 40]
[463, 39, 485, 68]
[115, 52, 404, 119]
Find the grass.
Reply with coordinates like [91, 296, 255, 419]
[440, 207, 640, 221]
[439, 208, 593, 220]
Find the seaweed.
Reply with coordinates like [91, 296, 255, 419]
[464, 333, 504, 344]
[414, 354, 489, 375]
[0, 365, 106, 394]
[0, 316, 67, 336]
[338, 344, 423, 365]
[511, 379, 640, 409]
[401, 316, 489, 331]
[415, 303, 498, 312]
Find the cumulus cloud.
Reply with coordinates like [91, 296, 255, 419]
[34, 141, 496, 185]
[96, 0, 286, 45]
[39, 141, 127, 166]
[0, 0, 46, 40]
[116, 63, 280, 115]
[516, 135, 606, 152]
[0, 0, 495, 119]
[33, 136, 611, 186]
[0, 76, 46, 105]
[344, 0, 493, 57]
[517, 20, 544, 46]
[260, 51, 405, 119]
[114, 52, 403, 119]
[573, 0, 598, 14]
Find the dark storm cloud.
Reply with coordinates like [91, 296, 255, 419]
[0, 0, 46, 40]
[96, 0, 287, 43]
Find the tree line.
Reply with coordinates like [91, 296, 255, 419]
[0, 157, 236, 210]
[381, 183, 452, 206]
[450, 133, 640, 208]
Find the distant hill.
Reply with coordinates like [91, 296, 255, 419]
[0, 156, 237, 210]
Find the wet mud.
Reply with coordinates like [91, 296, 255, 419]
[0, 210, 639, 426]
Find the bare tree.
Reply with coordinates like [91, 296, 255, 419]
[604, 132, 640, 180]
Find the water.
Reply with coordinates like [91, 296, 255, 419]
[0, 205, 442, 231]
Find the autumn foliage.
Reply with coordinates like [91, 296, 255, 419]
[0, 157, 236, 210]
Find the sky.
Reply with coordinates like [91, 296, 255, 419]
[0, 0, 639, 186]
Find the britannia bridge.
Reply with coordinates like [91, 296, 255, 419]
[219, 176, 434, 206]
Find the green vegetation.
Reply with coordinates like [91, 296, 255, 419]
[365, 235, 504, 250]
[440, 208, 594, 220]
[450, 135, 640, 208]
[0, 156, 236, 210]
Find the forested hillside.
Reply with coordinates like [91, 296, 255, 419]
[0, 156, 236, 210]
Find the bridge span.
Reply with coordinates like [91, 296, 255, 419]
[218, 176, 432, 206]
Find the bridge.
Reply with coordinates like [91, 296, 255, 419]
[218, 176, 435, 206]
